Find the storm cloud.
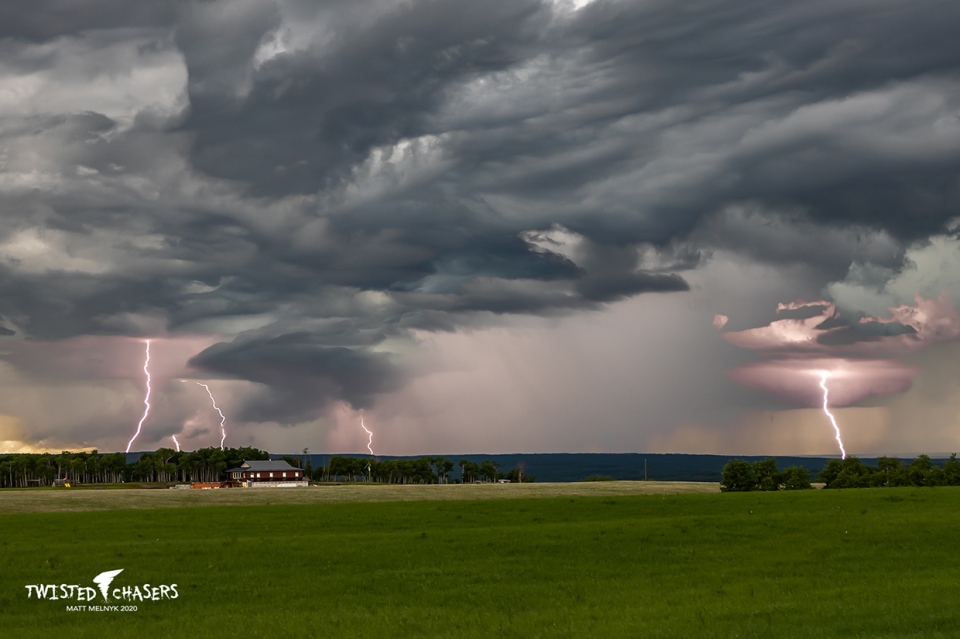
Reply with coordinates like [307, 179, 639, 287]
[2, 0, 960, 453]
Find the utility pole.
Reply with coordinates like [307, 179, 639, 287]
[644, 458, 647, 482]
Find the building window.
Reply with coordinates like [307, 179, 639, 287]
[269, 472, 274, 478]
[282, 472, 287, 478]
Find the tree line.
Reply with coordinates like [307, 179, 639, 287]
[299, 456, 533, 484]
[721, 454, 960, 492]
[0, 450, 534, 487]
[0, 447, 269, 488]
[818, 454, 960, 488]
[720, 458, 813, 492]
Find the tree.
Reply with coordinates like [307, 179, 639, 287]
[876, 456, 901, 486]
[720, 460, 755, 492]
[780, 466, 812, 490]
[55, 452, 73, 483]
[430, 457, 453, 484]
[409, 457, 437, 484]
[328, 456, 348, 481]
[154, 448, 176, 482]
[479, 460, 500, 483]
[133, 454, 154, 481]
[908, 454, 933, 486]
[459, 459, 479, 484]
[753, 458, 780, 491]
[944, 453, 960, 486]
[820, 457, 870, 488]
[101, 453, 127, 483]
[1, 457, 13, 488]
[927, 465, 948, 486]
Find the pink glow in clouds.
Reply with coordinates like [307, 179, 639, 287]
[722, 293, 960, 356]
[0, 334, 221, 382]
[721, 300, 837, 353]
[728, 357, 918, 407]
[866, 294, 960, 353]
[718, 293, 960, 409]
[0, 334, 224, 451]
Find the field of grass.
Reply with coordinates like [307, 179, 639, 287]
[2, 484, 959, 638]
[0, 480, 718, 513]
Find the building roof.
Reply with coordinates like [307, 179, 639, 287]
[225, 460, 301, 473]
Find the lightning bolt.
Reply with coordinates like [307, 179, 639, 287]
[92, 569, 123, 602]
[195, 382, 227, 450]
[819, 372, 847, 460]
[359, 413, 375, 456]
[125, 340, 151, 453]
[171, 435, 180, 452]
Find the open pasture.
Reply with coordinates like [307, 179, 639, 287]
[1, 485, 958, 638]
[0, 480, 718, 513]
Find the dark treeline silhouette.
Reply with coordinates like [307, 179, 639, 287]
[310, 456, 533, 484]
[721, 454, 960, 492]
[0, 447, 269, 487]
[818, 454, 960, 488]
[720, 458, 813, 492]
[0, 450, 534, 487]
[297, 452, 804, 483]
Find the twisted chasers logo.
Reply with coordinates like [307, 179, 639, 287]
[25, 569, 178, 607]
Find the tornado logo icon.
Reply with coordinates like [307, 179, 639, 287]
[93, 569, 124, 602]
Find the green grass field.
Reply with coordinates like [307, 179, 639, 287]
[2, 484, 958, 638]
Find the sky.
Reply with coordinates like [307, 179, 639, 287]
[2, 0, 960, 457]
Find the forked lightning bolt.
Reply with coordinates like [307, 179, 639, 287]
[196, 383, 227, 450]
[819, 372, 846, 460]
[171, 435, 180, 452]
[125, 340, 151, 453]
[359, 413, 375, 456]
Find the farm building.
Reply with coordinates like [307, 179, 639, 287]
[224, 460, 308, 488]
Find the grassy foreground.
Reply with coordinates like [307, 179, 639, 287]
[1, 485, 958, 638]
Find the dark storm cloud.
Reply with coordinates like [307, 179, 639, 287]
[816, 321, 918, 347]
[3, 0, 960, 415]
[179, 0, 545, 195]
[188, 331, 402, 422]
[0, 0, 173, 41]
[174, 0, 281, 99]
